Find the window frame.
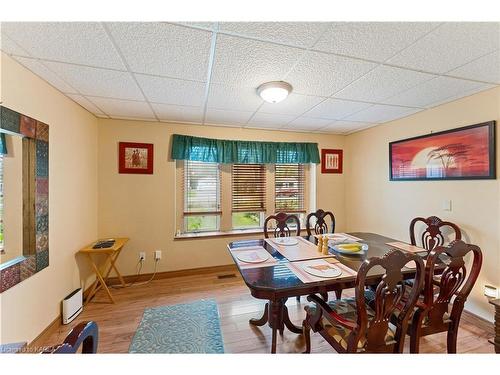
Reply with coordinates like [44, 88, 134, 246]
[176, 161, 312, 235]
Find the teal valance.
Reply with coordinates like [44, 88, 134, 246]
[171, 134, 320, 164]
[0, 133, 7, 155]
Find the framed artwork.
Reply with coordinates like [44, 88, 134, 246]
[321, 149, 343, 174]
[389, 121, 496, 181]
[118, 142, 154, 174]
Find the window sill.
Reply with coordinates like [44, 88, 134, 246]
[174, 228, 308, 240]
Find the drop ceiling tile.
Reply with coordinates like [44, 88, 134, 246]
[43, 61, 143, 100]
[218, 22, 328, 48]
[207, 83, 263, 112]
[388, 22, 500, 74]
[1, 22, 126, 70]
[334, 65, 435, 103]
[285, 51, 377, 96]
[303, 98, 372, 120]
[448, 50, 500, 84]
[88, 97, 155, 119]
[211, 34, 303, 87]
[0, 33, 30, 56]
[345, 104, 423, 123]
[313, 22, 438, 62]
[321, 120, 374, 134]
[286, 117, 333, 131]
[246, 112, 296, 128]
[66, 94, 105, 115]
[106, 22, 212, 81]
[382, 76, 494, 108]
[205, 108, 253, 125]
[152, 103, 203, 123]
[176, 22, 215, 30]
[11, 56, 78, 94]
[259, 94, 324, 116]
[135, 74, 206, 106]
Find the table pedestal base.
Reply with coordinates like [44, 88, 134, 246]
[249, 298, 303, 353]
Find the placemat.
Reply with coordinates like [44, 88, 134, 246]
[265, 236, 334, 262]
[314, 232, 364, 242]
[230, 246, 279, 269]
[386, 241, 428, 254]
[286, 258, 357, 283]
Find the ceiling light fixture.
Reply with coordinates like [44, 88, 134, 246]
[257, 81, 293, 104]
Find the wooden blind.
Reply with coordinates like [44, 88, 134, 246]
[232, 164, 266, 212]
[275, 164, 305, 213]
[183, 160, 221, 215]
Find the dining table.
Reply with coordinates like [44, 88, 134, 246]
[227, 232, 432, 353]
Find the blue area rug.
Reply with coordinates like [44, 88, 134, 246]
[129, 299, 225, 353]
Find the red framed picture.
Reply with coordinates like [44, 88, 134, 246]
[389, 121, 496, 181]
[321, 149, 343, 174]
[118, 142, 154, 174]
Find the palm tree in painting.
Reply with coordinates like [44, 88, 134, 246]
[427, 143, 470, 176]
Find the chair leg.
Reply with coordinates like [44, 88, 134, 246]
[447, 319, 460, 354]
[409, 314, 423, 354]
[303, 321, 311, 353]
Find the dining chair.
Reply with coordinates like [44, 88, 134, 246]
[306, 209, 336, 236]
[263, 212, 301, 238]
[303, 249, 425, 353]
[264, 212, 303, 303]
[43, 321, 99, 353]
[407, 240, 482, 353]
[410, 216, 461, 251]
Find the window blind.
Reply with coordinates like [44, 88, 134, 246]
[183, 160, 221, 215]
[275, 164, 305, 213]
[232, 164, 266, 212]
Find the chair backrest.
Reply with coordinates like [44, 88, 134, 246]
[353, 250, 425, 353]
[421, 240, 482, 329]
[263, 212, 301, 238]
[409, 216, 461, 251]
[305, 209, 335, 236]
[43, 321, 98, 353]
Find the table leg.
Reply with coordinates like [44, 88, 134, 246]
[249, 303, 269, 326]
[268, 299, 285, 354]
[103, 250, 126, 287]
[87, 254, 115, 304]
[283, 305, 303, 334]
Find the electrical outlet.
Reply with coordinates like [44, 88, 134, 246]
[139, 252, 146, 262]
[154, 250, 162, 260]
[442, 200, 452, 211]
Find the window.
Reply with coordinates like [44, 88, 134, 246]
[183, 160, 221, 232]
[275, 164, 305, 213]
[178, 160, 312, 235]
[232, 164, 266, 229]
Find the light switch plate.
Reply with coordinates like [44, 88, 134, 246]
[442, 200, 452, 211]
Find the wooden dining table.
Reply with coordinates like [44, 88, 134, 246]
[227, 232, 430, 353]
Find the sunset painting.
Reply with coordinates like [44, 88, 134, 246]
[390, 122, 496, 180]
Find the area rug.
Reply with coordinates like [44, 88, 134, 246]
[129, 299, 225, 353]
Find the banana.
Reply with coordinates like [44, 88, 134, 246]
[337, 243, 362, 252]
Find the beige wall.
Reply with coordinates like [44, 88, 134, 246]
[98, 119, 346, 277]
[0, 52, 99, 344]
[345, 87, 500, 321]
[0, 135, 23, 263]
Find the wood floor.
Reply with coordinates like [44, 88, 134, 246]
[36, 269, 495, 354]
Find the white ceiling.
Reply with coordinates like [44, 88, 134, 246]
[0, 22, 499, 134]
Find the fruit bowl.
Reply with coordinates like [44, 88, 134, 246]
[332, 242, 368, 255]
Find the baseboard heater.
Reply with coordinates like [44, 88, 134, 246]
[62, 288, 83, 324]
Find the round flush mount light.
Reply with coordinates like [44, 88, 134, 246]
[257, 81, 293, 104]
